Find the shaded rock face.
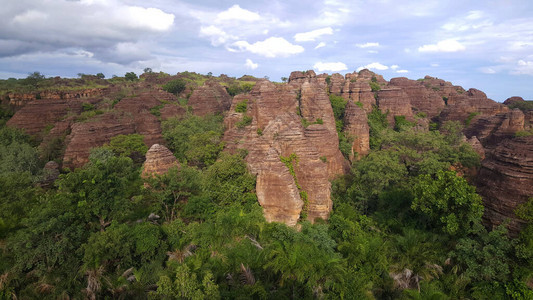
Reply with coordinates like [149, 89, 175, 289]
[39, 161, 60, 188]
[5, 88, 105, 108]
[142, 144, 179, 178]
[376, 88, 414, 124]
[343, 101, 370, 161]
[504, 96, 524, 105]
[476, 136, 533, 236]
[466, 136, 485, 160]
[389, 77, 445, 118]
[465, 109, 525, 149]
[223, 80, 347, 225]
[188, 80, 232, 116]
[440, 88, 507, 123]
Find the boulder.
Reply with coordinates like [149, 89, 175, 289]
[142, 144, 179, 178]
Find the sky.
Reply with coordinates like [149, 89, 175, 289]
[0, 0, 532, 101]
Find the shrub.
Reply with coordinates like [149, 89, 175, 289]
[124, 72, 138, 81]
[369, 81, 381, 92]
[162, 79, 186, 95]
[236, 115, 253, 128]
[235, 99, 248, 113]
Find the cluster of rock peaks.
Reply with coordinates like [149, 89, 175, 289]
[4, 70, 532, 232]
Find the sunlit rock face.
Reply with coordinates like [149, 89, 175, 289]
[142, 144, 179, 178]
[223, 77, 349, 226]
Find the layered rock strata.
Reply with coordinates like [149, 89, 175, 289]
[142, 144, 179, 178]
[476, 136, 533, 236]
[343, 100, 370, 161]
[188, 80, 232, 116]
[223, 79, 348, 225]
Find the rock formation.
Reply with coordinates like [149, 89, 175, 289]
[476, 136, 533, 236]
[440, 88, 507, 123]
[142, 144, 179, 178]
[223, 77, 348, 225]
[188, 80, 232, 116]
[376, 88, 414, 124]
[389, 77, 445, 118]
[465, 109, 525, 148]
[343, 100, 370, 161]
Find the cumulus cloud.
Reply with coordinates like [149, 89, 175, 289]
[245, 58, 258, 70]
[215, 5, 260, 23]
[294, 27, 333, 42]
[230, 37, 304, 58]
[390, 65, 399, 70]
[396, 70, 409, 73]
[0, 0, 175, 64]
[200, 26, 237, 46]
[512, 60, 533, 75]
[356, 42, 379, 48]
[315, 42, 326, 49]
[313, 62, 348, 72]
[418, 39, 466, 52]
[357, 62, 389, 71]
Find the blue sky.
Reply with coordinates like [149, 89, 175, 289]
[0, 0, 532, 101]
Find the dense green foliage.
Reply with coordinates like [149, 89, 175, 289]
[1, 84, 532, 299]
[163, 79, 187, 95]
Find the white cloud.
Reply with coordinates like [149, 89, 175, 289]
[126, 6, 175, 31]
[512, 60, 533, 75]
[430, 63, 440, 67]
[199, 26, 237, 46]
[480, 67, 497, 74]
[396, 70, 409, 73]
[315, 42, 326, 49]
[294, 27, 333, 42]
[215, 5, 260, 23]
[313, 61, 348, 72]
[367, 50, 378, 54]
[356, 42, 379, 48]
[466, 10, 484, 20]
[245, 58, 258, 70]
[356, 62, 389, 71]
[230, 37, 304, 58]
[390, 65, 399, 70]
[418, 39, 466, 52]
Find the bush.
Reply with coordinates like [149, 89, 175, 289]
[125, 72, 138, 81]
[235, 99, 248, 113]
[162, 79, 187, 95]
[236, 115, 253, 128]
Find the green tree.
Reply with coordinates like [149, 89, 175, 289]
[162, 79, 187, 95]
[125, 72, 138, 81]
[411, 170, 483, 236]
[96, 72, 105, 79]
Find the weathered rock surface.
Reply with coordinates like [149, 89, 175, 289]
[476, 136, 533, 236]
[142, 144, 179, 178]
[466, 136, 485, 160]
[6, 97, 89, 137]
[465, 109, 525, 148]
[343, 100, 370, 161]
[223, 80, 344, 225]
[440, 88, 507, 123]
[504, 96, 525, 106]
[63, 112, 136, 169]
[389, 77, 445, 118]
[39, 161, 60, 188]
[188, 80, 232, 116]
[376, 88, 414, 124]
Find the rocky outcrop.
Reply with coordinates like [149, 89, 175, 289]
[466, 136, 485, 160]
[476, 136, 533, 236]
[62, 112, 136, 169]
[504, 96, 525, 106]
[299, 80, 349, 177]
[39, 161, 60, 188]
[376, 88, 414, 125]
[188, 80, 232, 116]
[389, 77, 445, 118]
[223, 80, 345, 225]
[6, 97, 93, 137]
[5, 88, 105, 108]
[142, 144, 179, 178]
[343, 100, 370, 161]
[465, 109, 525, 148]
[440, 88, 507, 123]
